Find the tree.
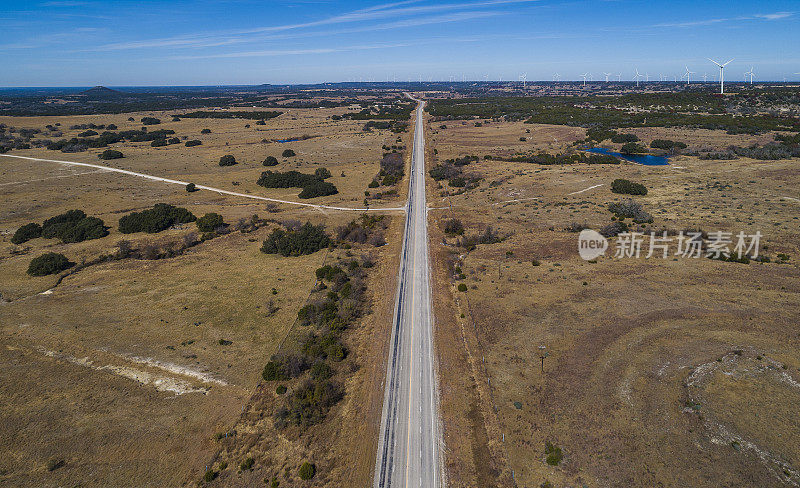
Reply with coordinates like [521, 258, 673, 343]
[27, 253, 72, 276]
[298, 462, 316, 480]
[98, 149, 124, 160]
[263, 156, 279, 166]
[11, 223, 42, 244]
[218, 155, 237, 166]
[282, 149, 296, 158]
[196, 212, 225, 232]
[314, 167, 332, 179]
[185, 140, 202, 147]
[201, 128, 211, 134]
[185, 182, 197, 192]
[140, 117, 161, 125]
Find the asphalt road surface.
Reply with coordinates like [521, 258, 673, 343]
[374, 97, 441, 488]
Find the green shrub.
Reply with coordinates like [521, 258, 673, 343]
[620, 142, 647, 154]
[186, 182, 197, 192]
[263, 361, 289, 381]
[201, 128, 211, 134]
[41, 210, 108, 243]
[310, 361, 333, 380]
[263, 156, 279, 166]
[650, 139, 687, 151]
[119, 203, 196, 234]
[610, 178, 648, 196]
[150, 139, 168, 147]
[196, 213, 225, 232]
[457, 283, 468, 292]
[314, 167, 332, 179]
[141, 117, 161, 125]
[282, 149, 296, 157]
[11, 223, 42, 244]
[27, 252, 72, 276]
[298, 462, 316, 480]
[316, 265, 344, 281]
[219, 155, 237, 166]
[276, 385, 287, 395]
[185, 140, 202, 147]
[544, 441, 563, 466]
[257, 170, 322, 189]
[443, 219, 464, 236]
[240, 457, 254, 471]
[611, 133, 639, 143]
[98, 149, 124, 160]
[261, 222, 330, 256]
[299, 181, 338, 199]
[203, 469, 218, 482]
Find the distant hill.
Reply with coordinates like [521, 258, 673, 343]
[80, 86, 124, 100]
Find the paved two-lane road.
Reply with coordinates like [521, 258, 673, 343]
[374, 97, 442, 488]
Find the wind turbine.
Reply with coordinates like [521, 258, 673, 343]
[744, 66, 754, 84]
[708, 58, 734, 94]
[634, 69, 643, 87]
[683, 66, 695, 85]
[553, 72, 561, 82]
[519, 73, 527, 89]
[617, 73, 622, 82]
[603, 72, 611, 82]
[580, 73, 589, 87]
[703, 73, 708, 82]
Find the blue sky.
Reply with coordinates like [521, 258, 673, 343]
[1, 0, 798, 86]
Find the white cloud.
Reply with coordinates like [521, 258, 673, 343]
[655, 11, 794, 28]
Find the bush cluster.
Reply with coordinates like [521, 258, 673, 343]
[11, 223, 43, 244]
[611, 178, 648, 196]
[196, 213, 225, 232]
[611, 133, 639, 143]
[650, 139, 687, 151]
[218, 155, 237, 166]
[608, 199, 653, 223]
[263, 155, 279, 166]
[257, 170, 338, 199]
[98, 149, 124, 160]
[260, 222, 330, 256]
[443, 218, 464, 236]
[504, 152, 620, 165]
[335, 214, 387, 246]
[28, 252, 72, 276]
[41, 209, 108, 243]
[620, 142, 648, 154]
[266, 255, 371, 430]
[119, 203, 196, 234]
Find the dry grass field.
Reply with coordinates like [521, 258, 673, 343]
[0, 100, 408, 486]
[429, 115, 800, 487]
